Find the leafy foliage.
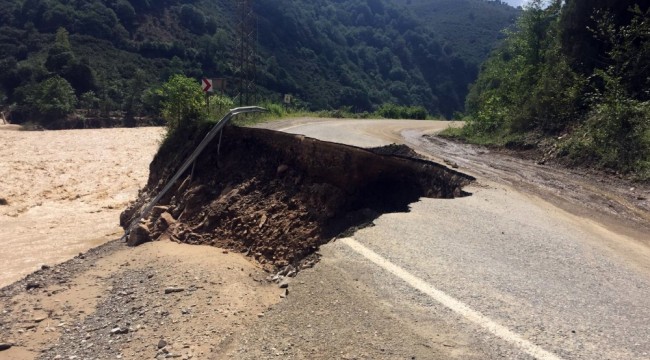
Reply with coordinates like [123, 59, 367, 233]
[461, 0, 650, 178]
[0, 0, 518, 126]
[23, 75, 77, 123]
[158, 74, 205, 130]
[376, 103, 428, 120]
[399, 0, 520, 67]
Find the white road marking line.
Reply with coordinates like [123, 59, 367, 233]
[340, 237, 564, 360]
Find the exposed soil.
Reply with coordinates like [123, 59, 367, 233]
[1, 122, 474, 360]
[3, 118, 648, 360]
[121, 126, 474, 271]
[0, 238, 282, 360]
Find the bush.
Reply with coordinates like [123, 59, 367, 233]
[376, 103, 428, 119]
[28, 75, 78, 123]
[207, 94, 235, 120]
[157, 74, 205, 131]
[561, 97, 650, 176]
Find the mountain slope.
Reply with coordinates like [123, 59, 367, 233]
[0, 0, 519, 124]
[393, 0, 520, 66]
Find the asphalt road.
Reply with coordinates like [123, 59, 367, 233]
[245, 118, 650, 360]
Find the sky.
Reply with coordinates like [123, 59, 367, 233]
[502, 0, 526, 7]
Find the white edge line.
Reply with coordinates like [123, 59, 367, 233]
[340, 237, 564, 360]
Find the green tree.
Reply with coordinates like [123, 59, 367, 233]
[45, 28, 75, 73]
[124, 69, 148, 126]
[463, 0, 649, 176]
[79, 90, 99, 116]
[465, 0, 571, 133]
[560, 0, 638, 74]
[179, 5, 206, 34]
[157, 74, 205, 130]
[28, 76, 77, 123]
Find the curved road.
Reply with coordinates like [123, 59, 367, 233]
[239, 118, 650, 360]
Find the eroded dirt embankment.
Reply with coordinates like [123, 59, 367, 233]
[121, 125, 474, 270]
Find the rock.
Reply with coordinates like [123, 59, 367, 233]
[164, 287, 185, 294]
[127, 223, 151, 247]
[280, 288, 289, 298]
[158, 339, 167, 349]
[0, 343, 13, 351]
[111, 327, 129, 335]
[26, 282, 41, 290]
[156, 212, 176, 232]
[41, 264, 51, 270]
[257, 313, 265, 318]
[151, 206, 170, 219]
[638, 196, 647, 201]
[278, 279, 289, 289]
[33, 315, 48, 323]
[277, 164, 289, 175]
[300, 260, 316, 270]
[278, 265, 295, 277]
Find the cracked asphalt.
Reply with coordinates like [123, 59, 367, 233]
[244, 118, 650, 360]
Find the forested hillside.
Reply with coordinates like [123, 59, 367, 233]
[395, 0, 520, 67]
[0, 0, 518, 126]
[458, 0, 650, 178]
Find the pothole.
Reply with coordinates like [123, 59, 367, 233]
[121, 125, 474, 271]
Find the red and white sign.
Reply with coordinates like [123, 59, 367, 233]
[202, 78, 213, 92]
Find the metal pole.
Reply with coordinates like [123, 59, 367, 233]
[217, 129, 224, 156]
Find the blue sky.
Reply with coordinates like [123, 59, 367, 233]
[503, 0, 526, 7]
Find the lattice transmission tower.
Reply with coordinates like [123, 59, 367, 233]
[235, 0, 257, 106]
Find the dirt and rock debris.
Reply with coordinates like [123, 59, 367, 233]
[0, 238, 282, 359]
[121, 125, 474, 271]
[1, 124, 474, 359]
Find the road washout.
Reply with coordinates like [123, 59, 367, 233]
[121, 125, 474, 271]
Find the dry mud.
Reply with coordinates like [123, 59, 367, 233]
[121, 126, 474, 271]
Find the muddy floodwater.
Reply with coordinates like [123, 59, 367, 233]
[0, 125, 164, 287]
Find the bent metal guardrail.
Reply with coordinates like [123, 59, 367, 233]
[121, 106, 267, 242]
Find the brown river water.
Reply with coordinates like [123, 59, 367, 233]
[0, 125, 163, 287]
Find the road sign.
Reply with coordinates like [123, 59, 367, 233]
[215, 78, 226, 92]
[202, 78, 213, 93]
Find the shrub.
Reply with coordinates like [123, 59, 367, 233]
[27, 75, 78, 124]
[376, 103, 428, 119]
[157, 74, 205, 131]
